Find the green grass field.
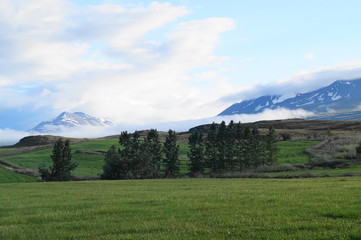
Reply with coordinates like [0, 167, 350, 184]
[2, 139, 118, 177]
[277, 140, 319, 164]
[269, 164, 361, 177]
[0, 178, 360, 240]
[0, 167, 37, 183]
[0, 148, 11, 153]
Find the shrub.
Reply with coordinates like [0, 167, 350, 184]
[355, 142, 361, 158]
[280, 133, 291, 141]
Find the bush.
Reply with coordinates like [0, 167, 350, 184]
[355, 142, 361, 158]
[280, 133, 291, 141]
[308, 159, 350, 169]
[256, 164, 297, 173]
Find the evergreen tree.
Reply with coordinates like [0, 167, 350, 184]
[234, 122, 245, 170]
[102, 131, 142, 179]
[163, 130, 180, 177]
[265, 126, 279, 165]
[145, 129, 162, 177]
[249, 126, 263, 167]
[216, 121, 227, 171]
[118, 131, 132, 158]
[205, 122, 218, 172]
[39, 138, 77, 181]
[241, 125, 252, 168]
[188, 131, 205, 175]
[225, 120, 236, 170]
[101, 146, 130, 179]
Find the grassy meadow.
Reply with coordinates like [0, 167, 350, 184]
[277, 140, 319, 164]
[2, 139, 190, 177]
[0, 167, 37, 183]
[2, 140, 320, 178]
[0, 177, 361, 240]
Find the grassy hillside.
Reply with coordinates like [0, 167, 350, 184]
[277, 140, 319, 164]
[0, 148, 11, 153]
[0, 167, 37, 183]
[2, 140, 319, 178]
[1, 139, 116, 177]
[0, 178, 360, 240]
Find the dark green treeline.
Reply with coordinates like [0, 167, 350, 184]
[102, 129, 180, 179]
[102, 121, 278, 179]
[188, 121, 278, 175]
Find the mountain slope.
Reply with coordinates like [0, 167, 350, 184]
[219, 79, 361, 116]
[30, 112, 114, 133]
[219, 95, 282, 115]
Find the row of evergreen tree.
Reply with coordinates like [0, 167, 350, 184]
[38, 121, 278, 181]
[188, 121, 278, 175]
[101, 121, 278, 179]
[101, 129, 180, 179]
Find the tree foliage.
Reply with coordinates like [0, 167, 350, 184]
[201, 121, 279, 173]
[102, 129, 180, 180]
[39, 138, 77, 181]
[163, 130, 180, 177]
[188, 131, 205, 175]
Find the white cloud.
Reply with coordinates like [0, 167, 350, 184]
[0, 1, 239, 127]
[0, 128, 30, 146]
[222, 61, 361, 104]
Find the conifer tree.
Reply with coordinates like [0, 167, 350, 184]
[225, 120, 236, 170]
[102, 146, 129, 179]
[234, 122, 245, 170]
[249, 126, 263, 167]
[188, 131, 205, 175]
[204, 122, 218, 172]
[145, 129, 162, 177]
[241, 125, 252, 168]
[163, 130, 180, 177]
[39, 138, 77, 181]
[216, 121, 227, 171]
[265, 126, 279, 165]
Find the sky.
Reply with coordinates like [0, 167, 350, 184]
[2, 0, 361, 136]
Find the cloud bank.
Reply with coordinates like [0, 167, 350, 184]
[0, 0, 237, 127]
[0, 108, 313, 146]
[222, 62, 361, 104]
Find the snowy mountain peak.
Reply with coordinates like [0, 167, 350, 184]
[219, 78, 361, 116]
[30, 112, 115, 133]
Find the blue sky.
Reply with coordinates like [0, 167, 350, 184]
[2, 0, 361, 132]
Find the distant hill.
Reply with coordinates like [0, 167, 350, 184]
[189, 118, 361, 133]
[219, 78, 361, 118]
[30, 112, 115, 133]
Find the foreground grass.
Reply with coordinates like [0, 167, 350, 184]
[269, 163, 361, 177]
[0, 178, 360, 240]
[0, 168, 37, 183]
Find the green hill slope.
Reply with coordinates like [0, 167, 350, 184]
[0, 168, 37, 183]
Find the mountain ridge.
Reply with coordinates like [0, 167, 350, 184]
[30, 112, 114, 133]
[219, 78, 361, 117]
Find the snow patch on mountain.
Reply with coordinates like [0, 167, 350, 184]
[30, 112, 115, 133]
[219, 78, 361, 116]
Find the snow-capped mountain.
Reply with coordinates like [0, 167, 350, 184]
[218, 95, 282, 115]
[219, 78, 361, 116]
[30, 112, 115, 133]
